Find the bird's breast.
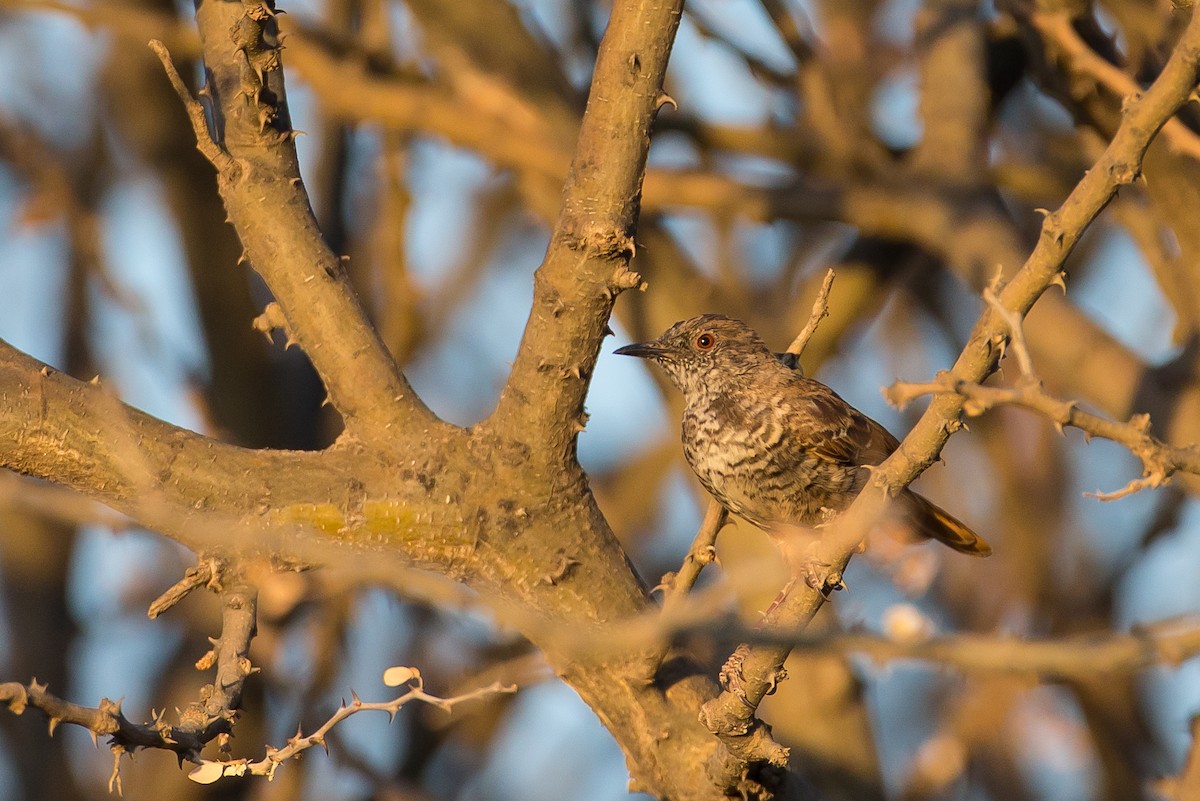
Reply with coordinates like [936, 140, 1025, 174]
[681, 392, 861, 528]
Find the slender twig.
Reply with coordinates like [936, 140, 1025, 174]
[147, 40, 239, 176]
[659, 501, 728, 616]
[186, 678, 517, 784]
[147, 557, 222, 619]
[885, 375, 1198, 501]
[785, 267, 836, 358]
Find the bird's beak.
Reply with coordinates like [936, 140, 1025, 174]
[613, 340, 666, 359]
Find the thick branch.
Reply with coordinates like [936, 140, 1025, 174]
[0, 340, 472, 570]
[487, 0, 684, 460]
[178, 1, 443, 443]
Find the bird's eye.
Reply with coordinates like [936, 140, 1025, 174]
[695, 333, 715, 350]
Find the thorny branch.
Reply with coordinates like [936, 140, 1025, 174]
[0, 578, 258, 793]
[885, 372, 1200, 501]
[698, 3, 1200, 776]
[187, 676, 516, 785]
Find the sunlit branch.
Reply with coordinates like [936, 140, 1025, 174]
[186, 677, 516, 785]
[698, 2, 1200, 771]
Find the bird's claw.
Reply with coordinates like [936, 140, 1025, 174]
[802, 561, 845, 597]
[719, 644, 754, 708]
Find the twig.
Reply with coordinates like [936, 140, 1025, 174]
[785, 267, 836, 357]
[186, 678, 517, 784]
[0, 576, 259, 790]
[147, 557, 222, 619]
[885, 375, 1197, 501]
[147, 40, 239, 177]
[0, 680, 206, 765]
[659, 501, 728, 616]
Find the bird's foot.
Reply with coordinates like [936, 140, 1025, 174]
[800, 553, 846, 597]
[719, 644, 754, 708]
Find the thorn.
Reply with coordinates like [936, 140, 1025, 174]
[655, 92, 678, 111]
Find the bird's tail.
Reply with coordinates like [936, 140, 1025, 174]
[901, 490, 992, 557]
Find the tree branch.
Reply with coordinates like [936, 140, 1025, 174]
[487, 0, 684, 462]
[1, 574, 257, 791]
[886, 373, 1200, 500]
[0, 340, 472, 570]
[699, 0, 1200, 775]
[172, 2, 444, 443]
[186, 675, 516, 785]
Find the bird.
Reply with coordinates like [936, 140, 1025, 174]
[614, 314, 990, 593]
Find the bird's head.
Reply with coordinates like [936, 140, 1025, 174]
[614, 314, 774, 394]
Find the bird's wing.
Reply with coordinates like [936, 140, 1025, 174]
[789, 382, 899, 467]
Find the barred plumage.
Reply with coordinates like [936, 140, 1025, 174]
[615, 314, 990, 558]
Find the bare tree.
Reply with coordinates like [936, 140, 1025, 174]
[1, 1, 1200, 800]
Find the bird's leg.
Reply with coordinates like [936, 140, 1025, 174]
[760, 576, 798, 620]
[770, 520, 846, 599]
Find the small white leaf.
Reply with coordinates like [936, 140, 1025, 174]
[382, 666, 421, 687]
[189, 762, 226, 785]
